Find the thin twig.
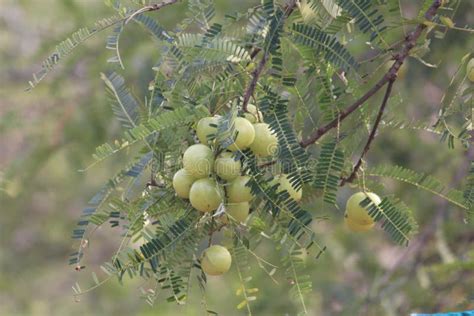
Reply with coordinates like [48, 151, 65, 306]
[341, 80, 395, 185]
[299, 0, 443, 148]
[125, 0, 179, 24]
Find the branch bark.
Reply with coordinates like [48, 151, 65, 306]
[341, 80, 395, 185]
[299, 0, 443, 148]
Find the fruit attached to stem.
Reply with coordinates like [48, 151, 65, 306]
[249, 123, 278, 157]
[225, 202, 250, 223]
[243, 104, 263, 123]
[189, 178, 222, 213]
[201, 245, 232, 276]
[214, 151, 241, 181]
[345, 192, 381, 226]
[172, 168, 195, 199]
[227, 117, 255, 151]
[274, 174, 302, 202]
[227, 176, 253, 203]
[183, 144, 214, 178]
[196, 116, 219, 145]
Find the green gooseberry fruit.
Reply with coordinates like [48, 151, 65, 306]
[214, 151, 241, 181]
[227, 175, 253, 203]
[183, 144, 214, 178]
[345, 192, 381, 225]
[189, 178, 222, 213]
[201, 245, 232, 276]
[172, 168, 195, 199]
[249, 123, 278, 157]
[227, 117, 255, 151]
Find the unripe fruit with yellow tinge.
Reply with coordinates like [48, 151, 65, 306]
[249, 123, 278, 157]
[345, 192, 381, 226]
[189, 178, 222, 213]
[225, 202, 250, 223]
[183, 144, 214, 178]
[274, 174, 302, 202]
[214, 151, 241, 181]
[228, 117, 255, 151]
[243, 104, 263, 123]
[201, 245, 232, 276]
[227, 175, 253, 203]
[467, 58, 474, 82]
[196, 116, 219, 145]
[172, 168, 195, 199]
[344, 216, 374, 232]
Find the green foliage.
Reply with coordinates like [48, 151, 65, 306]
[290, 23, 359, 71]
[361, 196, 418, 246]
[313, 140, 345, 205]
[23, 0, 474, 314]
[368, 164, 468, 211]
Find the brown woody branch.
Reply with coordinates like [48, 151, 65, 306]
[242, 0, 299, 112]
[299, 0, 443, 148]
[340, 79, 395, 185]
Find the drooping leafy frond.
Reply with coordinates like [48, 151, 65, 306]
[313, 140, 345, 205]
[368, 165, 468, 211]
[87, 106, 208, 169]
[232, 237, 258, 314]
[336, 0, 388, 43]
[282, 248, 312, 315]
[69, 151, 153, 265]
[101, 72, 141, 129]
[361, 196, 418, 246]
[290, 23, 359, 71]
[28, 15, 125, 90]
[259, 88, 312, 186]
[106, 23, 125, 68]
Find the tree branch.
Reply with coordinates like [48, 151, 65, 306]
[340, 80, 395, 185]
[299, 0, 443, 148]
[242, 0, 298, 112]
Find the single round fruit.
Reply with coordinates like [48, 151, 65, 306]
[196, 116, 219, 145]
[275, 174, 302, 202]
[225, 202, 250, 223]
[344, 216, 374, 232]
[243, 104, 263, 123]
[172, 168, 195, 199]
[467, 58, 474, 82]
[183, 144, 214, 178]
[189, 178, 223, 213]
[345, 192, 381, 225]
[201, 245, 232, 276]
[249, 123, 278, 157]
[214, 152, 241, 181]
[227, 176, 253, 203]
[227, 117, 255, 151]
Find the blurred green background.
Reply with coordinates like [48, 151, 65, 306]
[1, 1, 473, 315]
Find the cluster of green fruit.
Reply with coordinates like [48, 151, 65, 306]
[344, 192, 381, 232]
[171, 105, 302, 275]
